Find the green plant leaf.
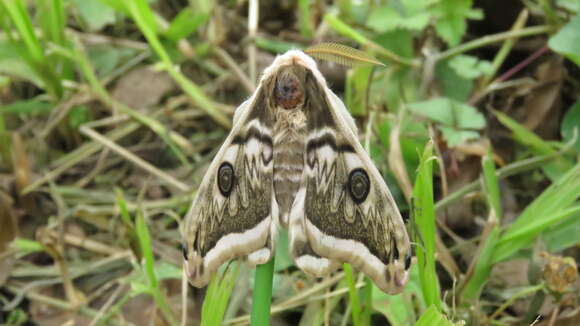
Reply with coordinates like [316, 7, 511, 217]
[448, 54, 492, 79]
[557, 0, 580, 12]
[414, 305, 456, 326]
[408, 98, 485, 146]
[274, 229, 293, 271]
[10, 238, 44, 254]
[367, 7, 429, 32]
[433, 0, 483, 46]
[409, 98, 485, 129]
[460, 148, 503, 301]
[71, 0, 116, 31]
[298, 0, 314, 38]
[0, 37, 44, 88]
[493, 163, 580, 262]
[543, 211, 580, 252]
[203, 264, 239, 326]
[367, 7, 401, 32]
[0, 0, 64, 98]
[561, 100, 580, 152]
[135, 212, 157, 288]
[367, 0, 431, 32]
[346, 65, 372, 116]
[251, 259, 275, 326]
[0, 99, 52, 114]
[68, 105, 91, 130]
[154, 262, 182, 280]
[95, 0, 128, 14]
[88, 45, 136, 77]
[548, 14, 580, 66]
[413, 141, 442, 310]
[460, 227, 500, 301]
[435, 59, 473, 101]
[130, 279, 152, 296]
[163, 8, 208, 42]
[494, 110, 573, 180]
[374, 29, 414, 58]
[439, 127, 480, 146]
[255, 37, 303, 53]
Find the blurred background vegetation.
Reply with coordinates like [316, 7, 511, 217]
[0, 0, 579, 325]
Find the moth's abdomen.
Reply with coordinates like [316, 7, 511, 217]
[273, 134, 305, 227]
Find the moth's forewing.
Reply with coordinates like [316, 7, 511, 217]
[182, 86, 278, 287]
[284, 52, 412, 294]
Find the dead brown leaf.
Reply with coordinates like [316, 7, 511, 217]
[521, 59, 564, 131]
[112, 66, 175, 109]
[0, 191, 18, 286]
[540, 251, 578, 294]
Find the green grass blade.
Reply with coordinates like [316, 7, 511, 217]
[412, 141, 441, 310]
[460, 227, 500, 301]
[298, 0, 313, 39]
[135, 211, 178, 325]
[360, 277, 372, 325]
[250, 258, 275, 326]
[38, 0, 66, 47]
[135, 212, 157, 288]
[482, 147, 502, 221]
[460, 149, 503, 301]
[255, 37, 303, 53]
[344, 263, 362, 326]
[0, 0, 63, 97]
[37, 0, 73, 81]
[493, 162, 580, 262]
[0, 0, 43, 63]
[496, 205, 580, 257]
[202, 263, 240, 326]
[413, 305, 455, 326]
[163, 8, 209, 42]
[494, 110, 573, 180]
[115, 188, 133, 227]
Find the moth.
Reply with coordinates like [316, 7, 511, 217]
[182, 49, 411, 294]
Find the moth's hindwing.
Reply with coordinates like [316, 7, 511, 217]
[289, 67, 412, 294]
[182, 88, 278, 287]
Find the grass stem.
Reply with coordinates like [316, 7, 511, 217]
[250, 257, 275, 326]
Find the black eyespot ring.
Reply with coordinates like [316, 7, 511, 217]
[393, 242, 400, 260]
[348, 168, 370, 204]
[217, 162, 234, 197]
[181, 243, 188, 261]
[405, 253, 412, 270]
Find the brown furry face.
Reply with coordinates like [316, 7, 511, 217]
[274, 68, 305, 110]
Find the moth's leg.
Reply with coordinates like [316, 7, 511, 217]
[288, 187, 340, 276]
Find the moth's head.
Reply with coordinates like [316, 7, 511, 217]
[260, 50, 329, 111]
